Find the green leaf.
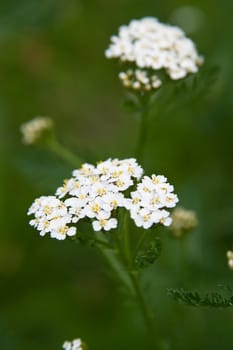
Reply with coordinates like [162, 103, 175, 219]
[149, 65, 220, 117]
[135, 236, 162, 269]
[167, 285, 233, 308]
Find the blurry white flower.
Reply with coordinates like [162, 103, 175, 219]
[226, 249, 233, 270]
[20, 116, 53, 144]
[170, 207, 198, 237]
[106, 17, 203, 89]
[63, 338, 85, 350]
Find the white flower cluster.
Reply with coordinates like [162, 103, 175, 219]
[63, 338, 85, 350]
[28, 196, 77, 240]
[56, 158, 143, 232]
[226, 249, 233, 270]
[28, 158, 179, 239]
[21, 116, 53, 144]
[105, 17, 203, 88]
[119, 69, 162, 91]
[126, 175, 178, 229]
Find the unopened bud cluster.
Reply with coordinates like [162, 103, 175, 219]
[170, 207, 198, 237]
[28, 158, 178, 240]
[21, 116, 53, 144]
[119, 69, 162, 91]
[226, 249, 233, 270]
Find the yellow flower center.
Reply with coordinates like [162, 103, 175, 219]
[58, 226, 68, 234]
[111, 200, 118, 209]
[151, 197, 159, 205]
[100, 219, 107, 227]
[116, 180, 124, 187]
[143, 214, 150, 222]
[79, 194, 86, 200]
[92, 204, 100, 213]
[128, 166, 133, 174]
[152, 175, 159, 184]
[143, 187, 150, 193]
[91, 176, 99, 183]
[43, 220, 50, 228]
[74, 181, 80, 189]
[97, 188, 106, 196]
[44, 206, 52, 215]
[133, 197, 140, 204]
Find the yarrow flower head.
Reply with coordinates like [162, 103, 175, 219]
[63, 338, 86, 350]
[28, 158, 179, 239]
[169, 207, 198, 237]
[105, 17, 203, 90]
[21, 116, 53, 144]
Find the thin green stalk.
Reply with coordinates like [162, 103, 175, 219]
[96, 229, 163, 349]
[123, 212, 132, 266]
[136, 106, 149, 163]
[133, 230, 148, 259]
[46, 137, 83, 168]
[129, 271, 162, 350]
[96, 232, 134, 294]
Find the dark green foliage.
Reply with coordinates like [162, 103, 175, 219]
[135, 236, 162, 269]
[167, 286, 233, 308]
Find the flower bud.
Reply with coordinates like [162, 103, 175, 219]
[226, 249, 233, 271]
[21, 116, 53, 145]
[170, 207, 198, 237]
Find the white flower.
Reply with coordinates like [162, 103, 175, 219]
[21, 116, 53, 144]
[127, 174, 179, 228]
[63, 338, 85, 350]
[106, 17, 203, 89]
[131, 208, 155, 229]
[101, 192, 126, 210]
[92, 217, 118, 231]
[28, 195, 77, 240]
[84, 197, 111, 219]
[64, 197, 86, 222]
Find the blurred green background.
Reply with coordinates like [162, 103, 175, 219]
[1, 0, 233, 349]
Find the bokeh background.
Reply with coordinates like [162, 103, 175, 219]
[1, 0, 233, 349]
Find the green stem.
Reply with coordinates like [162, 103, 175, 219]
[136, 107, 149, 163]
[95, 219, 164, 349]
[129, 271, 162, 350]
[133, 230, 148, 259]
[96, 232, 134, 294]
[96, 230, 163, 349]
[123, 212, 132, 266]
[46, 137, 83, 168]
